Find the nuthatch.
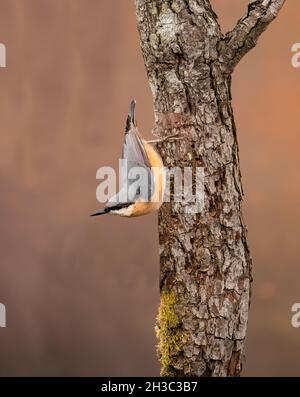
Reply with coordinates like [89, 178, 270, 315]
[91, 100, 168, 217]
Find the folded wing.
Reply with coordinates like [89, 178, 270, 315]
[122, 99, 152, 169]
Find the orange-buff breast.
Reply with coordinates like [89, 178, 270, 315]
[130, 140, 165, 217]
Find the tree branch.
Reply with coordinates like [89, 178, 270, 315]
[220, 0, 286, 73]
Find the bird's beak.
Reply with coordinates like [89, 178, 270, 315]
[90, 208, 108, 217]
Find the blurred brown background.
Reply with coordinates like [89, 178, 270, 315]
[0, 0, 298, 376]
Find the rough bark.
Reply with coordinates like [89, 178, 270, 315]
[135, 0, 286, 377]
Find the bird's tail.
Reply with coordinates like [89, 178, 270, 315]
[126, 99, 136, 132]
[129, 99, 136, 125]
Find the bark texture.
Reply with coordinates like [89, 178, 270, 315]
[135, 0, 286, 377]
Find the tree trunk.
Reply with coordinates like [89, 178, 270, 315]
[135, 0, 286, 377]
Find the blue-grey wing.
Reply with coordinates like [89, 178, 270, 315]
[122, 100, 152, 169]
[107, 100, 154, 207]
[107, 160, 153, 206]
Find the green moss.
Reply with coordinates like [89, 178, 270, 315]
[156, 289, 182, 376]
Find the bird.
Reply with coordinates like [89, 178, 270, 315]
[91, 100, 167, 217]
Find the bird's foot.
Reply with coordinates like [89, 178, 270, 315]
[146, 133, 182, 145]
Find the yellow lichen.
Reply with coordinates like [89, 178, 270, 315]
[156, 289, 182, 376]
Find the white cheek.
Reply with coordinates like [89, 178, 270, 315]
[111, 205, 134, 217]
